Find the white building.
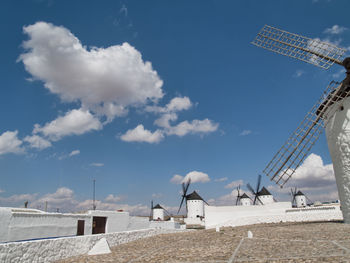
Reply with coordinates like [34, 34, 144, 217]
[257, 187, 274, 205]
[240, 193, 251, 206]
[184, 191, 206, 226]
[295, 191, 307, 208]
[152, 204, 164, 221]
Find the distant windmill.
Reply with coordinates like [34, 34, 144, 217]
[177, 178, 191, 214]
[247, 175, 263, 205]
[235, 185, 242, 205]
[252, 25, 350, 223]
[291, 187, 312, 208]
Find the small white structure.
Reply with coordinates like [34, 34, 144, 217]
[152, 204, 164, 221]
[240, 193, 251, 206]
[257, 187, 274, 205]
[184, 191, 206, 225]
[295, 191, 307, 208]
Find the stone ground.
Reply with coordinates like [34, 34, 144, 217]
[58, 221, 350, 263]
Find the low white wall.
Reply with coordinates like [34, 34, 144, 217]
[205, 203, 343, 229]
[0, 208, 92, 243]
[0, 228, 184, 263]
[149, 221, 181, 230]
[88, 210, 130, 233]
[128, 216, 150, 230]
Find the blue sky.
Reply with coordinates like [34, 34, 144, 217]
[0, 0, 349, 214]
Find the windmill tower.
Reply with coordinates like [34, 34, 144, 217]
[236, 185, 251, 206]
[240, 193, 251, 206]
[177, 179, 209, 224]
[152, 204, 164, 221]
[291, 187, 311, 208]
[247, 174, 274, 205]
[252, 25, 350, 222]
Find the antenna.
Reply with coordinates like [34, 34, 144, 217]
[93, 179, 96, 210]
[252, 25, 346, 70]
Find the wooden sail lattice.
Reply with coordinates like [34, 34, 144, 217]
[263, 81, 350, 187]
[251, 25, 346, 70]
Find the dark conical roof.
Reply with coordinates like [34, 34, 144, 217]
[295, 190, 304, 196]
[186, 191, 203, 201]
[241, 193, 250, 199]
[152, 204, 163, 209]
[257, 187, 271, 196]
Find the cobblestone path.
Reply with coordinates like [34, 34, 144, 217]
[58, 221, 350, 262]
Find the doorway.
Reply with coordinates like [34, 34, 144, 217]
[77, 220, 85, 236]
[92, 216, 107, 234]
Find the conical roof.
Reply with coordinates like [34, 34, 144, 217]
[241, 193, 250, 199]
[257, 187, 271, 196]
[186, 191, 203, 201]
[295, 190, 304, 196]
[152, 204, 163, 209]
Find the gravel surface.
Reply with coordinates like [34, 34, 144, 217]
[58, 221, 350, 262]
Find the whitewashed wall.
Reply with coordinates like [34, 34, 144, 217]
[0, 228, 184, 263]
[205, 203, 343, 229]
[0, 208, 91, 243]
[325, 95, 350, 223]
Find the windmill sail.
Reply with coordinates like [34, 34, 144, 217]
[252, 25, 346, 70]
[263, 81, 350, 187]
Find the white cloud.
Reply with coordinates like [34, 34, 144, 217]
[105, 194, 122, 203]
[0, 131, 24, 155]
[90, 162, 104, 167]
[151, 193, 163, 198]
[24, 135, 52, 150]
[0, 193, 38, 205]
[239, 130, 252, 136]
[267, 153, 338, 203]
[165, 119, 218, 137]
[33, 108, 102, 141]
[324, 25, 347, 35]
[170, 174, 184, 184]
[69, 150, 80, 157]
[170, 171, 210, 184]
[146, 96, 192, 114]
[19, 22, 164, 122]
[214, 177, 228, 182]
[120, 124, 164, 143]
[225, 179, 244, 189]
[293, 70, 305, 78]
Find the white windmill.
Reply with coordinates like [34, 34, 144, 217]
[235, 185, 251, 206]
[247, 174, 275, 205]
[291, 187, 312, 208]
[177, 179, 209, 224]
[252, 25, 350, 222]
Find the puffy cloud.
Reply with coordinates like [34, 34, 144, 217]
[267, 153, 338, 202]
[0, 131, 24, 155]
[33, 108, 102, 141]
[324, 25, 347, 35]
[146, 96, 192, 114]
[214, 177, 228, 182]
[69, 149, 80, 157]
[225, 179, 244, 189]
[105, 194, 122, 203]
[24, 135, 52, 150]
[90, 162, 104, 167]
[19, 22, 164, 121]
[170, 171, 210, 184]
[165, 119, 218, 137]
[151, 193, 163, 198]
[0, 193, 38, 205]
[120, 124, 164, 143]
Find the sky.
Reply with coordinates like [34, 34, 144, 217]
[1, 0, 350, 215]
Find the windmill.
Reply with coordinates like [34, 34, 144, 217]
[252, 25, 350, 223]
[235, 185, 242, 205]
[291, 187, 312, 208]
[177, 178, 191, 214]
[247, 174, 263, 205]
